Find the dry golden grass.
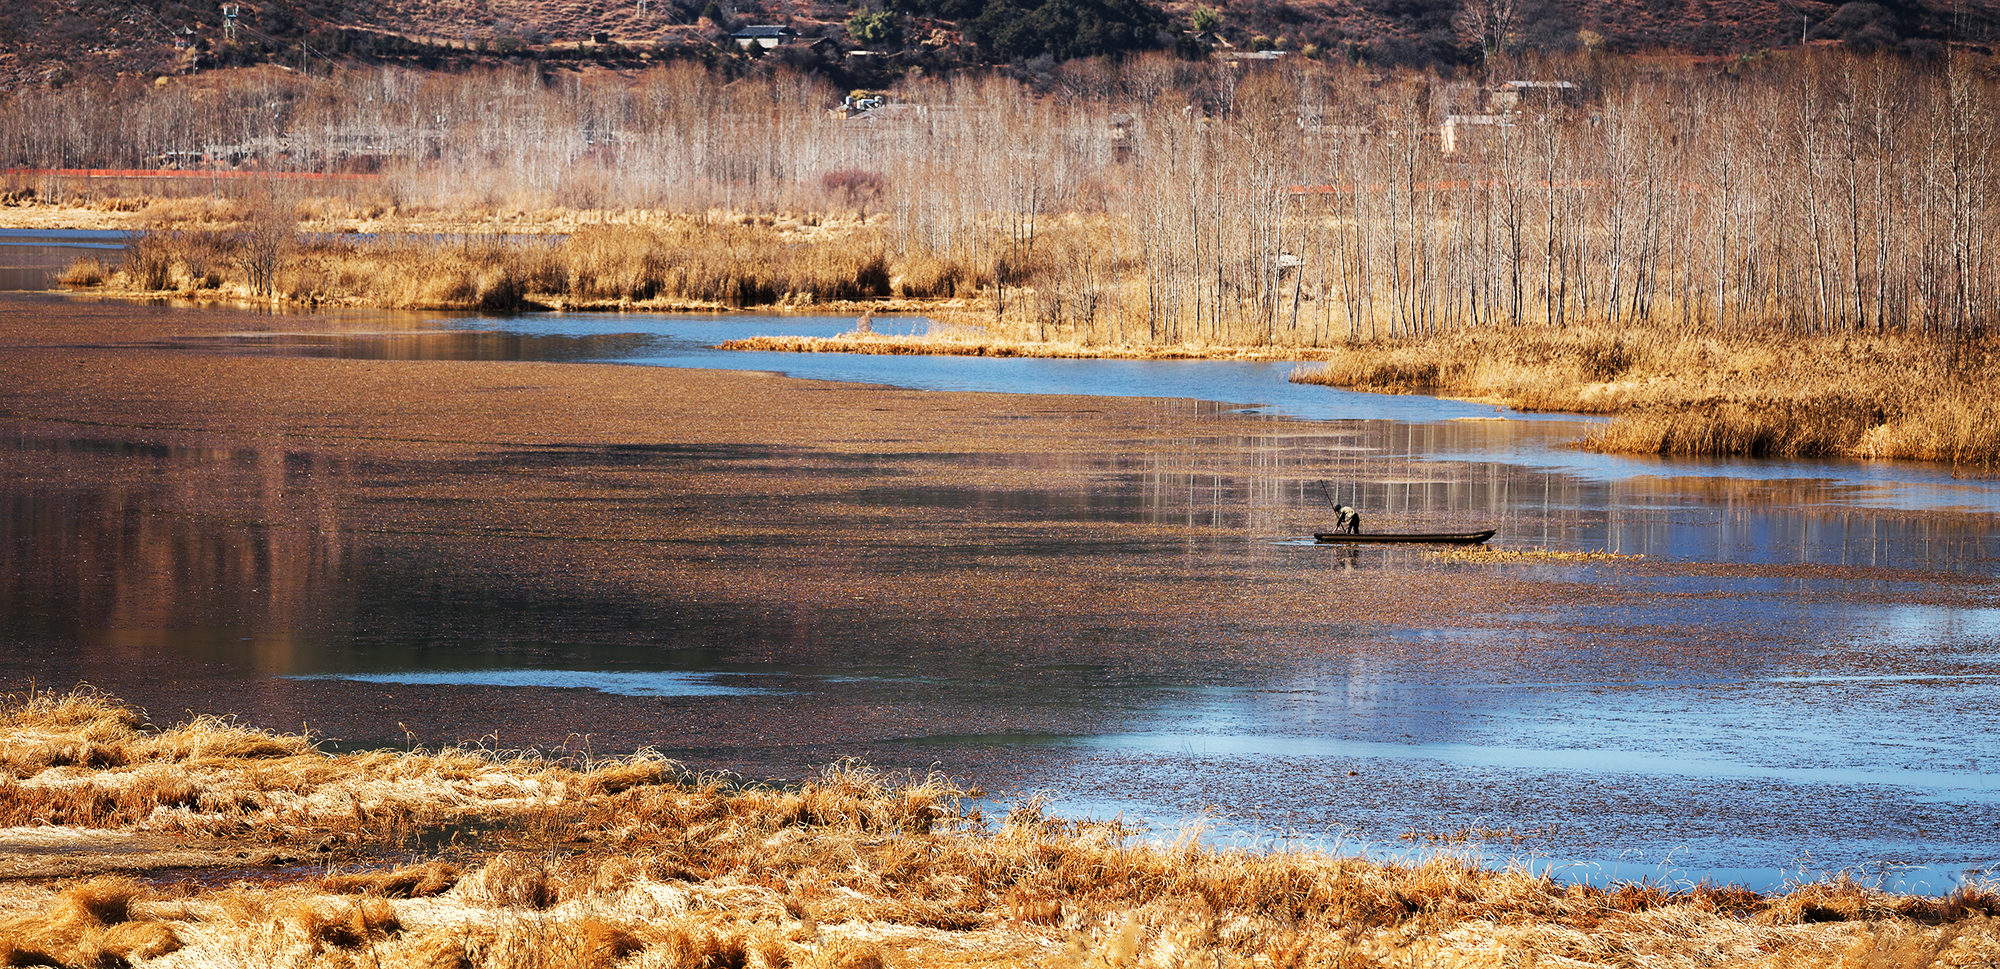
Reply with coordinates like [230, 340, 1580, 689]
[54, 256, 108, 287]
[2, 687, 1997, 968]
[893, 251, 989, 299]
[109, 215, 904, 311]
[1292, 326, 2000, 466]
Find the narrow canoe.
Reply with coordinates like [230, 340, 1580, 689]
[1313, 529, 1497, 545]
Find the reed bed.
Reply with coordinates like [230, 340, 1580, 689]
[1290, 326, 2000, 466]
[89, 216, 907, 311]
[3, 687, 1997, 968]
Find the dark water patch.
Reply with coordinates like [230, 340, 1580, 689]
[139, 864, 327, 891]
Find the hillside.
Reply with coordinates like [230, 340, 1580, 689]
[0, 0, 1996, 90]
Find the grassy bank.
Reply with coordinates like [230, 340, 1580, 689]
[722, 326, 2000, 467]
[1290, 327, 2000, 467]
[3, 688, 1996, 968]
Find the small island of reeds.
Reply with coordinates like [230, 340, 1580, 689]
[2, 687, 1995, 968]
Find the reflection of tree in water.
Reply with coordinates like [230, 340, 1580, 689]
[0, 434, 362, 635]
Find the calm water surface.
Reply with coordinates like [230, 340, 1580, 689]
[2, 288, 1996, 895]
[0, 229, 125, 291]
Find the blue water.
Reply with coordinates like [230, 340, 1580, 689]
[0, 228, 127, 247]
[452, 311, 1543, 424]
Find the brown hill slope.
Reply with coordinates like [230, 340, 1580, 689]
[0, 0, 1995, 89]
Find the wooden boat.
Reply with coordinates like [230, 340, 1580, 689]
[1313, 529, 1497, 545]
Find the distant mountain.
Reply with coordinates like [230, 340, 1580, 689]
[1, 0, 1993, 90]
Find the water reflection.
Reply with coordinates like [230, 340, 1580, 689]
[0, 436, 358, 632]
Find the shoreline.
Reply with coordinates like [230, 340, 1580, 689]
[3, 689, 1995, 968]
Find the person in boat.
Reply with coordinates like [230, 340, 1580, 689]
[1334, 504, 1362, 534]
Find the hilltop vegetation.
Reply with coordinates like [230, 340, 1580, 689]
[1, 0, 1996, 89]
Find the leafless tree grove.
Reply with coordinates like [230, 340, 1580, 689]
[4, 52, 1996, 344]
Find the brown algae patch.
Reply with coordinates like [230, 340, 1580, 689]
[1428, 546, 1649, 564]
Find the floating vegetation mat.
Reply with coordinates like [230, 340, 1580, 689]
[1429, 546, 1649, 564]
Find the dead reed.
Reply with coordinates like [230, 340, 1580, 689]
[0, 877, 184, 967]
[3, 687, 1996, 968]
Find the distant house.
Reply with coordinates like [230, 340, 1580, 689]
[732, 25, 798, 49]
[1440, 114, 1512, 155]
[1494, 80, 1578, 113]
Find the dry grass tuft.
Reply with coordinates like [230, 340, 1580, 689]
[129, 217, 902, 311]
[283, 897, 403, 951]
[55, 257, 108, 287]
[0, 877, 184, 967]
[321, 861, 462, 898]
[581, 757, 678, 796]
[462, 853, 569, 910]
[55, 876, 145, 926]
[1583, 393, 1889, 459]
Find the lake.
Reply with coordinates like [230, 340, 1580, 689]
[1, 268, 1995, 896]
